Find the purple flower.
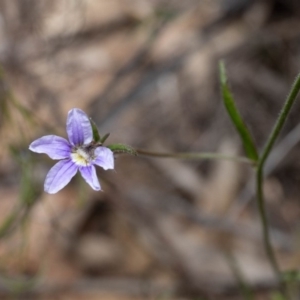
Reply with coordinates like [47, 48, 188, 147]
[29, 108, 114, 194]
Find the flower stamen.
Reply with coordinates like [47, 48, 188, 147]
[71, 147, 92, 166]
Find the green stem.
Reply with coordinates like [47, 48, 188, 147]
[256, 169, 280, 274]
[136, 149, 255, 165]
[259, 74, 300, 166]
[256, 73, 300, 294]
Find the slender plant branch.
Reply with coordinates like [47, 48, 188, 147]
[259, 74, 300, 167]
[256, 73, 300, 293]
[136, 149, 256, 165]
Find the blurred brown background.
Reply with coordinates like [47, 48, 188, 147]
[1, 0, 300, 299]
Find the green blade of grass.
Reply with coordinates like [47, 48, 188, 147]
[219, 61, 258, 161]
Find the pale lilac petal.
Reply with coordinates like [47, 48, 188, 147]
[93, 147, 114, 170]
[44, 159, 78, 194]
[66, 108, 93, 146]
[79, 165, 100, 191]
[29, 135, 71, 159]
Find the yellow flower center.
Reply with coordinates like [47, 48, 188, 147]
[71, 148, 91, 166]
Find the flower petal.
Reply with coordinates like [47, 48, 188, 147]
[66, 108, 93, 146]
[44, 159, 78, 194]
[79, 165, 100, 191]
[93, 147, 114, 170]
[29, 135, 71, 159]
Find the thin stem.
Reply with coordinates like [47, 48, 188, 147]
[256, 169, 280, 275]
[259, 73, 300, 166]
[136, 149, 255, 165]
[255, 73, 300, 295]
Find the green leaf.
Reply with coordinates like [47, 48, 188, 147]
[100, 133, 110, 144]
[89, 118, 101, 143]
[219, 61, 258, 161]
[107, 144, 137, 156]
